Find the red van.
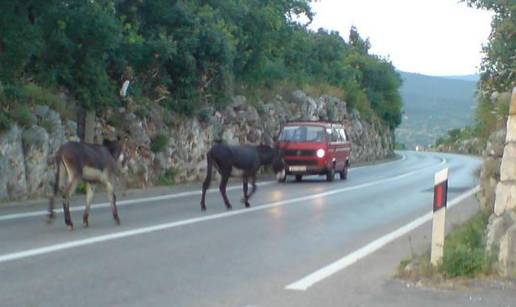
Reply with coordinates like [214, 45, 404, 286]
[275, 121, 351, 182]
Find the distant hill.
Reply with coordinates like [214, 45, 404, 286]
[395, 72, 478, 149]
[441, 74, 480, 82]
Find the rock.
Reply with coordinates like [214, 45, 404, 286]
[0, 90, 396, 202]
[480, 157, 502, 180]
[247, 128, 261, 143]
[124, 113, 151, 147]
[506, 116, 516, 143]
[498, 224, 516, 278]
[231, 96, 247, 112]
[486, 212, 516, 253]
[0, 126, 28, 200]
[493, 182, 516, 215]
[243, 107, 260, 124]
[479, 176, 499, 213]
[65, 120, 79, 142]
[22, 126, 50, 196]
[486, 129, 507, 158]
[500, 143, 516, 181]
[222, 128, 239, 145]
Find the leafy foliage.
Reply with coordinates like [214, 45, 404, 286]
[464, 0, 515, 93]
[150, 134, 169, 153]
[0, 0, 403, 130]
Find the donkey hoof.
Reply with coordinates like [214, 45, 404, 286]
[83, 221, 89, 228]
[114, 218, 121, 226]
[245, 202, 251, 208]
[226, 204, 233, 210]
[67, 224, 74, 231]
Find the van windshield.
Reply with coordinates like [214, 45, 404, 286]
[279, 126, 325, 142]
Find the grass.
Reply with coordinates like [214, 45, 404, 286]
[397, 211, 494, 281]
[156, 169, 177, 186]
[440, 212, 494, 278]
[23, 83, 75, 121]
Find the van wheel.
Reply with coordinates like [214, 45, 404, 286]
[340, 165, 348, 180]
[295, 175, 303, 182]
[326, 169, 335, 182]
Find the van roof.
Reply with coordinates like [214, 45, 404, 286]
[284, 120, 343, 127]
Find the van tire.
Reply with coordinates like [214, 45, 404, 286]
[295, 175, 303, 182]
[340, 165, 348, 180]
[326, 169, 335, 182]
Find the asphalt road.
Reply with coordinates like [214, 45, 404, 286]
[0, 151, 489, 306]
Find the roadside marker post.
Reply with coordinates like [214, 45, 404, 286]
[431, 168, 448, 266]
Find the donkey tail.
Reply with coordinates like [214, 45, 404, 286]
[48, 150, 62, 221]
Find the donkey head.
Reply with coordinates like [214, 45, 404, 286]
[103, 136, 129, 171]
[271, 148, 285, 180]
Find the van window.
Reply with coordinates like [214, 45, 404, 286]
[327, 128, 339, 142]
[339, 128, 347, 142]
[279, 126, 325, 142]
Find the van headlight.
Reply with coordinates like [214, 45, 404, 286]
[316, 149, 325, 158]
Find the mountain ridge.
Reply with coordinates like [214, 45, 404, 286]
[395, 71, 477, 149]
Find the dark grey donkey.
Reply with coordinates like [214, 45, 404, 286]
[200, 143, 285, 211]
[48, 138, 127, 230]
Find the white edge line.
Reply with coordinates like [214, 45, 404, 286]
[0, 181, 275, 222]
[285, 185, 480, 291]
[0, 152, 422, 222]
[0, 164, 444, 264]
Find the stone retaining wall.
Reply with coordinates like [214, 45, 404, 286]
[487, 87, 516, 278]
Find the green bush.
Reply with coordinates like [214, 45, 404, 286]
[40, 118, 56, 134]
[107, 112, 125, 128]
[0, 111, 12, 132]
[134, 106, 151, 120]
[11, 104, 35, 128]
[439, 212, 493, 277]
[150, 134, 169, 153]
[197, 108, 211, 123]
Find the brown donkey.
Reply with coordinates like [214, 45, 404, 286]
[48, 138, 127, 230]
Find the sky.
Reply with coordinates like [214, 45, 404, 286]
[307, 0, 493, 76]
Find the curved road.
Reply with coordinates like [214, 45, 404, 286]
[0, 151, 482, 306]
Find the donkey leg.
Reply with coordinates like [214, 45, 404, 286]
[106, 182, 120, 225]
[246, 175, 258, 203]
[48, 160, 66, 223]
[219, 174, 232, 210]
[200, 153, 214, 211]
[83, 183, 95, 227]
[241, 176, 250, 208]
[62, 178, 78, 231]
[200, 174, 211, 211]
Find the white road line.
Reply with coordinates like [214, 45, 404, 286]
[0, 161, 444, 264]
[284, 185, 480, 291]
[350, 153, 407, 170]
[0, 181, 275, 222]
[0, 153, 420, 222]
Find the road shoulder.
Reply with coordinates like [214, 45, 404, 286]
[278, 194, 516, 307]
